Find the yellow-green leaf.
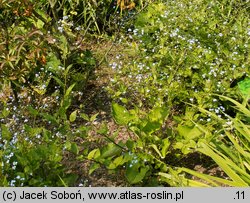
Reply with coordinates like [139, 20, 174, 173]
[69, 110, 78, 122]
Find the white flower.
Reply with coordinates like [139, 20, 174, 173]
[58, 26, 63, 33]
[63, 15, 69, 20]
[75, 26, 81, 31]
[226, 121, 233, 126]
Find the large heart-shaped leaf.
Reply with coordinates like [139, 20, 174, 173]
[125, 163, 149, 184]
[177, 124, 203, 140]
[100, 143, 122, 159]
[112, 103, 134, 125]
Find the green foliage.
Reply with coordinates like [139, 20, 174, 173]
[179, 95, 250, 186]
[0, 0, 97, 100]
[238, 78, 250, 100]
[107, 0, 250, 111]
[88, 103, 174, 185]
[0, 82, 87, 186]
[112, 102, 136, 125]
[0, 1, 97, 186]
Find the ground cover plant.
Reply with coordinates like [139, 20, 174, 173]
[0, 0, 249, 186]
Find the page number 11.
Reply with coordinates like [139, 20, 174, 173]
[235, 191, 245, 200]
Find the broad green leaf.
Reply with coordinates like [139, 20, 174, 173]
[174, 142, 184, 150]
[148, 106, 169, 123]
[70, 142, 79, 155]
[180, 140, 196, 155]
[238, 78, 250, 98]
[88, 149, 101, 160]
[177, 124, 203, 140]
[126, 164, 149, 184]
[120, 97, 128, 104]
[142, 121, 161, 134]
[108, 155, 126, 169]
[100, 143, 122, 159]
[112, 103, 134, 125]
[90, 113, 99, 122]
[46, 53, 62, 73]
[69, 110, 78, 122]
[80, 113, 89, 121]
[190, 121, 213, 140]
[64, 141, 71, 150]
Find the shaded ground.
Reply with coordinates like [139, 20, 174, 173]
[61, 39, 132, 186]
